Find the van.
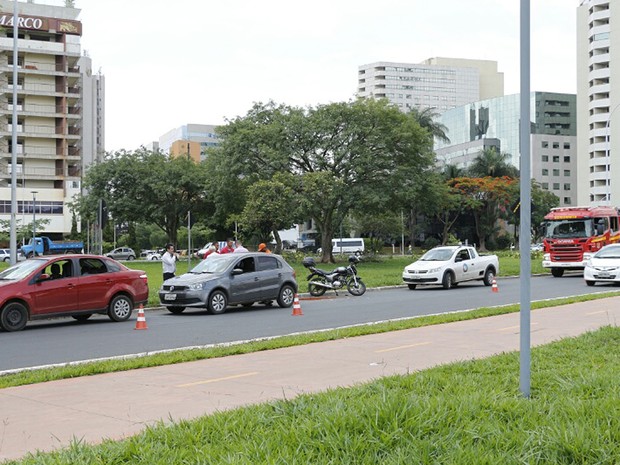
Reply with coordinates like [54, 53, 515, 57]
[331, 238, 364, 255]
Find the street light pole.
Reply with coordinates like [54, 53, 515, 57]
[10, 0, 19, 264]
[31, 191, 38, 255]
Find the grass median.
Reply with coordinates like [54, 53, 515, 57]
[8, 322, 620, 464]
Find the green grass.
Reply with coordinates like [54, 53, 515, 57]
[7, 324, 620, 464]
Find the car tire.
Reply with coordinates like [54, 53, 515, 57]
[442, 271, 454, 289]
[127, 255, 135, 261]
[72, 314, 92, 322]
[166, 306, 186, 314]
[108, 295, 133, 322]
[483, 267, 495, 286]
[207, 290, 228, 314]
[551, 268, 564, 278]
[407, 284, 417, 290]
[0, 302, 28, 332]
[277, 284, 296, 308]
[585, 280, 596, 287]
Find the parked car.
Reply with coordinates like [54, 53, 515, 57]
[105, 247, 136, 261]
[0, 254, 149, 332]
[159, 252, 297, 314]
[584, 244, 620, 286]
[140, 250, 161, 260]
[402, 245, 499, 290]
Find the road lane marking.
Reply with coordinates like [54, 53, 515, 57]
[375, 342, 431, 353]
[177, 371, 259, 388]
[586, 310, 608, 316]
[498, 322, 539, 332]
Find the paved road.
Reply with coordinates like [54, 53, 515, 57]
[1, 274, 616, 372]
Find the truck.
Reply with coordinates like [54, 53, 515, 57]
[541, 205, 620, 277]
[20, 236, 84, 258]
[402, 245, 499, 290]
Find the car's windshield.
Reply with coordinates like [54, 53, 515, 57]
[190, 255, 232, 273]
[420, 248, 455, 261]
[543, 219, 593, 239]
[595, 246, 620, 259]
[0, 258, 46, 280]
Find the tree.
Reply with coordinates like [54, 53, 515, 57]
[81, 148, 211, 246]
[448, 176, 516, 250]
[468, 147, 519, 178]
[213, 99, 434, 262]
[408, 107, 450, 144]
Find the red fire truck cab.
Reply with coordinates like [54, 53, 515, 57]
[541, 206, 620, 277]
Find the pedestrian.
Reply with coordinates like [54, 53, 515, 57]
[233, 240, 249, 253]
[162, 243, 178, 282]
[258, 242, 271, 254]
[220, 238, 235, 254]
[203, 242, 219, 259]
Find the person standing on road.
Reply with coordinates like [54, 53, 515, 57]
[220, 238, 235, 254]
[233, 240, 249, 253]
[162, 243, 178, 282]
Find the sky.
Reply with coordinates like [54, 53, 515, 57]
[46, 0, 579, 151]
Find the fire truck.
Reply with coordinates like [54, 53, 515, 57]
[541, 206, 620, 277]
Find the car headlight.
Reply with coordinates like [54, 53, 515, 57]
[428, 267, 442, 273]
[187, 282, 204, 291]
[543, 253, 550, 261]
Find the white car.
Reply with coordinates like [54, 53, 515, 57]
[584, 244, 620, 286]
[140, 250, 162, 260]
[402, 245, 499, 290]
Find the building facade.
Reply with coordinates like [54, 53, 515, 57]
[435, 92, 578, 207]
[577, 0, 619, 206]
[158, 123, 219, 161]
[357, 58, 504, 113]
[0, 1, 102, 239]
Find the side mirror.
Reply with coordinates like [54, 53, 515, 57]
[454, 257, 462, 263]
[231, 268, 244, 275]
[37, 273, 50, 282]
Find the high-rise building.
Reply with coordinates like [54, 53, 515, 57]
[435, 92, 578, 207]
[577, 0, 618, 206]
[158, 123, 219, 162]
[357, 58, 504, 113]
[0, 0, 103, 238]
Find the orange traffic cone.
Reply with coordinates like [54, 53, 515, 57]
[134, 304, 148, 330]
[291, 294, 303, 316]
[491, 279, 498, 293]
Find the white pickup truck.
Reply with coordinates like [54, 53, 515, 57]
[402, 245, 499, 290]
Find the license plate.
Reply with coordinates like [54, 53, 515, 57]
[598, 272, 611, 278]
[164, 293, 177, 301]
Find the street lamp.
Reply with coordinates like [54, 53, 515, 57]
[31, 191, 37, 254]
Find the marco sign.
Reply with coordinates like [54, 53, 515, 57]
[0, 12, 81, 35]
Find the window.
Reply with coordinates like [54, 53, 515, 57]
[553, 183, 560, 190]
[542, 155, 549, 162]
[79, 258, 108, 275]
[553, 156, 560, 162]
[257, 256, 280, 271]
[563, 183, 571, 190]
[542, 141, 549, 148]
[564, 156, 571, 163]
[564, 142, 571, 149]
[553, 142, 560, 149]
[542, 169, 549, 176]
[564, 170, 571, 176]
[542, 183, 549, 189]
[553, 169, 560, 176]
[564, 197, 572, 205]
[235, 257, 256, 273]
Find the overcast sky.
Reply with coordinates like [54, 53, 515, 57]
[60, 0, 578, 151]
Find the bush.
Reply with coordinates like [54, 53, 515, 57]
[423, 237, 440, 249]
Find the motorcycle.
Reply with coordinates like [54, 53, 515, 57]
[302, 255, 366, 297]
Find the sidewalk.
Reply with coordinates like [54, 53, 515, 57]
[1, 296, 619, 461]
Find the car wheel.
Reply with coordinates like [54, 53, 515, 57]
[347, 279, 366, 296]
[483, 267, 495, 286]
[151, 256, 159, 260]
[442, 271, 454, 289]
[207, 290, 228, 314]
[407, 284, 417, 290]
[585, 280, 596, 287]
[166, 306, 186, 314]
[127, 255, 135, 261]
[72, 314, 92, 322]
[0, 302, 28, 332]
[277, 284, 296, 308]
[551, 268, 564, 278]
[108, 295, 133, 322]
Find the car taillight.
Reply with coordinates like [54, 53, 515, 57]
[140, 273, 148, 282]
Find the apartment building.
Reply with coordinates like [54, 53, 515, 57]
[357, 58, 504, 113]
[435, 92, 578, 207]
[159, 123, 219, 162]
[577, 0, 619, 205]
[0, 0, 102, 238]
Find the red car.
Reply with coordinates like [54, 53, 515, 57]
[0, 254, 149, 332]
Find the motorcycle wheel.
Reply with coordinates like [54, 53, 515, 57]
[347, 279, 366, 296]
[308, 278, 327, 297]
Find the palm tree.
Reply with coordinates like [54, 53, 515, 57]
[408, 107, 450, 144]
[468, 147, 519, 178]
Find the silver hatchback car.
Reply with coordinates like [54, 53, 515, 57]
[158, 252, 298, 314]
[105, 247, 136, 261]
